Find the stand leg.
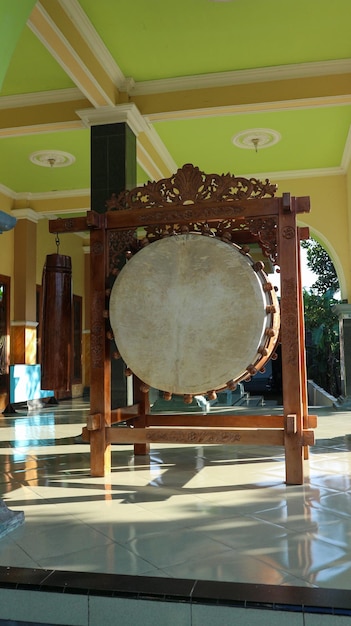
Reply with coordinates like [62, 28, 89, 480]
[279, 196, 304, 485]
[133, 380, 150, 456]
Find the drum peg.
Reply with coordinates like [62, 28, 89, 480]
[221, 232, 232, 243]
[253, 261, 265, 272]
[112, 350, 121, 360]
[183, 394, 193, 404]
[140, 383, 150, 393]
[141, 237, 150, 247]
[106, 330, 114, 341]
[125, 250, 133, 260]
[111, 267, 120, 276]
[103, 309, 109, 318]
[105, 288, 111, 297]
[265, 305, 276, 314]
[247, 365, 258, 376]
[265, 328, 276, 338]
[259, 367, 266, 374]
[240, 245, 250, 255]
[125, 366, 133, 376]
[227, 379, 237, 391]
[181, 225, 189, 234]
[207, 390, 217, 401]
[271, 351, 279, 360]
[263, 282, 274, 292]
[163, 391, 172, 401]
[258, 346, 268, 356]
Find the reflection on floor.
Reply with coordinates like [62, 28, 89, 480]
[0, 398, 351, 589]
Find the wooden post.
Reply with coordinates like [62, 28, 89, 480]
[297, 227, 310, 460]
[132, 378, 150, 456]
[89, 225, 111, 476]
[278, 195, 304, 484]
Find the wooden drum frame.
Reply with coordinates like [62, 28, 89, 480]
[49, 163, 317, 485]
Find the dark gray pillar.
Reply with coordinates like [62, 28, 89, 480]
[91, 122, 137, 408]
[91, 122, 136, 213]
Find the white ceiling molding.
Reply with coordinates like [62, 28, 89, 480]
[147, 95, 351, 123]
[137, 143, 166, 182]
[58, 0, 126, 89]
[131, 59, 351, 96]
[16, 188, 90, 201]
[0, 88, 84, 110]
[76, 103, 149, 136]
[0, 182, 16, 199]
[11, 208, 41, 223]
[245, 166, 345, 182]
[341, 125, 351, 172]
[232, 128, 281, 150]
[143, 123, 178, 173]
[40, 208, 89, 221]
[29, 150, 76, 168]
[28, 2, 115, 107]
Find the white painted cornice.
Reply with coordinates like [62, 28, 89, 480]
[131, 59, 351, 96]
[244, 166, 345, 182]
[76, 103, 149, 135]
[16, 188, 90, 202]
[58, 0, 125, 88]
[0, 88, 84, 110]
[28, 2, 115, 107]
[0, 183, 16, 199]
[11, 208, 41, 223]
[341, 125, 351, 172]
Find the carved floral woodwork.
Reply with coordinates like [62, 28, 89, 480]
[106, 163, 277, 212]
[106, 164, 279, 267]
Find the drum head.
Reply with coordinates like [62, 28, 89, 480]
[109, 234, 276, 395]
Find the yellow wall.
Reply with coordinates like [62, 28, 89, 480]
[275, 174, 351, 299]
[0, 196, 16, 316]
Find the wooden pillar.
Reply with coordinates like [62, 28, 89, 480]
[278, 195, 304, 485]
[11, 212, 38, 364]
[89, 224, 111, 476]
[297, 228, 309, 460]
[82, 246, 90, 392]
[89, 121, 137, 476]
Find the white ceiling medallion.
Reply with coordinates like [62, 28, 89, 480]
[29, 150, 76, 168]
[232, 129, 281, 151]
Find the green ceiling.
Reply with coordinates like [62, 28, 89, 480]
[1, 26, 75, 96]
[0, 130, 90, 193]
[0, 0, 350, 198]
[153, 106, 351, 178]
[79, 0, 351, 80]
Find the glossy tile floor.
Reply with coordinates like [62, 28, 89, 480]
[1, 398, 351, 590]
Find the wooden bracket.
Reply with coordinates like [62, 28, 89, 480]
[298, 226, 310, 241]
[302, 430, 315, 446]
[87, 413, 102, 431]
[286, 414, 297, 434]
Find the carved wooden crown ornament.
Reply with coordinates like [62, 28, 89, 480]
[106, 163, 277, 212]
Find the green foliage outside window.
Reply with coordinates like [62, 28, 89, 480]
[301, 239, 340, 397]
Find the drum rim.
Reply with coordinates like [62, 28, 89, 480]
[109, 233, 280, 396]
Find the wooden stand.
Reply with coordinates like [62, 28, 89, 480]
[50, 164, 316, 485]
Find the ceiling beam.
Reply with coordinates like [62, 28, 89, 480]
[27, 0, 119, 107]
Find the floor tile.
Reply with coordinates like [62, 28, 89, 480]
[1, 398, 351, 593]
